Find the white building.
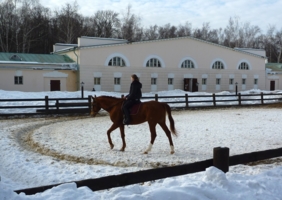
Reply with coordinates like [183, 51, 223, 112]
[0, 53, 77, 92]
[53, 36, 267, 93]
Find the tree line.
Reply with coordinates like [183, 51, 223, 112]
[0, 0, 281, 63]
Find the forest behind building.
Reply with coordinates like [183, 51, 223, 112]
[0, 0, 281, 63]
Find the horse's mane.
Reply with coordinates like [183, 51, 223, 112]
[98, 95, 122, 100]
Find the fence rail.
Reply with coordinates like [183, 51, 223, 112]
[14, 146, 282, 195]
[0, 92, 281, 116]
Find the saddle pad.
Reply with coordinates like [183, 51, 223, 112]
[130, 103, 142, 115]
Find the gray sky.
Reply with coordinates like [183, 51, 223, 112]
[41, 0, 282, 33]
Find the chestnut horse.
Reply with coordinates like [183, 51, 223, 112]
[91, 96, 177, 154]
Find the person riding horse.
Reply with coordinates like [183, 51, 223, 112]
[122, 74, 142, 125]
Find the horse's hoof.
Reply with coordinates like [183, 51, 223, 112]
[120, 148, 125, 152]
[110, 144, 114, 149]
[170, 151, 175, 154]
[143, 151, 148, 154]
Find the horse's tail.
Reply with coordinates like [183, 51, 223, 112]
[163, 103, 177, 137]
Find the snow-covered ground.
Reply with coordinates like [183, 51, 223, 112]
[1, 89, 282, 200]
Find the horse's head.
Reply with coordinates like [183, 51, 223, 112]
[91, 96, 101, 117]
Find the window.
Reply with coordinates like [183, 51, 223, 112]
[108, 57, 126, 66]
[181, 60, 194, 68]
[254, 79, 258, 85]
[239, 62, 249, 70]
[168, 78, 173, 85]
[151, 78, 157, 85]
[14, 76, 23, 85]
[146, 58, 161, 67]
[10, 54, 22, 61]
[114, 78, 120, 85]
[212, 61, 224, 69]
[242, 78, 246, 85]
[229, 78, 234, 85]
[94, 77, 101, 85]
[216, 78, 221, 85]
[202, 78, 207, 85]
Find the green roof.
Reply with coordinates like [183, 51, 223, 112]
[266, 63, 282, 71]
[0, 52, 74, 63]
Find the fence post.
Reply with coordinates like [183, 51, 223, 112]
[88, 95, 92, 113]
[45, 96, 49, 112]
[155, 94, 158, 102]
[185, 93, 189, 108]
[213, 147, 229, 173]
[212, 93, 216, 106]
[260, 92, 264, 105]
[238, 93, 241, 106]
[56, 100, 59, 110]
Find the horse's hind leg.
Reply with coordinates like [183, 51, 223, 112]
[144, 122, 157, 154]
[107, 123, 119, 149]
[119, 125, 126, 151]
[158, 122, 175, 154]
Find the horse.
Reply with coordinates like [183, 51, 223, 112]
[91, 96, 177, 154]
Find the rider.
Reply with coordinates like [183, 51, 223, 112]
[122, 74, 142, 125]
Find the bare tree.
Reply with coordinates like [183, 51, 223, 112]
[265, 26, 276, 62]
[192, 22, 218, 43]
[158, 23, 177, 39]
[119, 5, 142, 42]
[144, 25, 158, 40]
[202, 22, 211, 40]
[16, 0, 48, 52]
[88, 10, 120, 38]
[216, 28, 225, 45]
[223, 17, 240, 47]
[176, 22, 192, 37]
[238, 22, 261, 48]
[0, 0, 17, 52]
[275, 29, 282, 63]
[54, 1, 85, 44]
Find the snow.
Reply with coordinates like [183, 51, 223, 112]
[1, 89, 282, 200]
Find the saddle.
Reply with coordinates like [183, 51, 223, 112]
[129, 102, 142, 115]
[121, 100, 142, 115]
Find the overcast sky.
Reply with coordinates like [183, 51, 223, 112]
[41, 0, 282, 33]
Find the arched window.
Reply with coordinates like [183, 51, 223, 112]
[108, 57, 126, 67]
[238, 62, 249, 70]
[181, 60, 195, 68]
[146, 58, 161, 67]
[212, 61, 224, 69]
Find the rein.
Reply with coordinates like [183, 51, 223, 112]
[103, 100, 124, 111]
[92, 97, 124, 115]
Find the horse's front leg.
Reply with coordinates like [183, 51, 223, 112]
[107, 123, 119, 150]
[119, 125, 126, 151]
[144, 122, 157, 154]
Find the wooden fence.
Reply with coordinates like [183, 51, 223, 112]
[14, 146, 282, 195]
[0, 92, 281, 116]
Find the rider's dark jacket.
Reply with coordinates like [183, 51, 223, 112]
[126, 80, 142, 101]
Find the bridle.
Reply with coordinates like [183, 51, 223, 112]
[91, 98, 99, 116]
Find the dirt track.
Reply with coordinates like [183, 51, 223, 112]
[3, 107, 282, 168]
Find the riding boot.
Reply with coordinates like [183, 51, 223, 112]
[123, 109, 130, 125]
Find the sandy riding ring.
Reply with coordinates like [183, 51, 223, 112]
[23, 108, 282, 169]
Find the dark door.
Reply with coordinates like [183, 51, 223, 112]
[192, 78, 198, 92]
[270, 81, 275, 91]
[50, 80, 61, 91]
[184, 78, 190, 91]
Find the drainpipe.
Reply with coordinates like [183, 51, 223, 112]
[73, 47, 80, 90]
